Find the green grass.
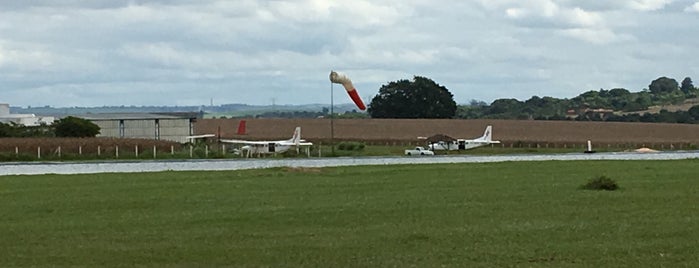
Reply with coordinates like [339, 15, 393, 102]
[2, 160, 699, 267]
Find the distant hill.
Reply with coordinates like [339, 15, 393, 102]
[623, 98, 699, 114]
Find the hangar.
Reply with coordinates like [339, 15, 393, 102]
[78, 113, 199, 143]
[0, 103, 55, 126]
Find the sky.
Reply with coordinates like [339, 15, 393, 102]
[1, 0, 698, 108]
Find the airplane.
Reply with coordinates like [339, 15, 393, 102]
[428, 125, 501, 151]
[219, 127, 313, 157]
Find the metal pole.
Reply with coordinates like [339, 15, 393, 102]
[331, 80, 335, 156]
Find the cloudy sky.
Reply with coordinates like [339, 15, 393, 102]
[1, 0, 698, 108]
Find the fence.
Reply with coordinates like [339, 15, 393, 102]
[0, 144, 236, 161]
[1, 141, 696, 161]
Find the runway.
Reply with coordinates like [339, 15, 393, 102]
[1, 151, 698, 176]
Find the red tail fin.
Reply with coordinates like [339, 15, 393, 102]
[237, 120, 246, 135]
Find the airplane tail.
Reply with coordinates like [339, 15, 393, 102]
[476, 125, 494, 142]
[287, 127, 302, 145]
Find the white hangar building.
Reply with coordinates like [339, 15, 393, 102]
[0, 103, 55, 126]
[78, 113, 199, 143]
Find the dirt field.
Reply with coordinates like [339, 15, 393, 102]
[195, 118, 699, 147]
[3, 119, 698, 155]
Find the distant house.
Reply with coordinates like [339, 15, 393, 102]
[0, 103, 55, 126]
[76, 113, 200, 143]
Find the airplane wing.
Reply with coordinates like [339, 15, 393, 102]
[219, 139, 272, 145]
[278, 141, 313, 146]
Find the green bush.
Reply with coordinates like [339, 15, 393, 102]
[337, 141, 365, 151]
[54, 116, 100, 137]
[580, 175, 619, 191]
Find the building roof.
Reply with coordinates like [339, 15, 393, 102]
[0, 114, 37, 119]
[77, 113, 197, 120]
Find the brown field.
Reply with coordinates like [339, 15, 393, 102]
[2, 119, 698, 156]
[196, 118, 699, 148]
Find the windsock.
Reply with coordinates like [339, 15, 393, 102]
[329, 71, 366, 110]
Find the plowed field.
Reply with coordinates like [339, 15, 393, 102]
[3, 119, 697, 155]
[196, 118, 699, 148]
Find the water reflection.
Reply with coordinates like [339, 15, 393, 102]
[2, 151, 698, 176]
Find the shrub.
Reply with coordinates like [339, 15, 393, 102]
[337, 141, 365, 151]
[580, 175, 619, 191]
[54, 116, 100, 137]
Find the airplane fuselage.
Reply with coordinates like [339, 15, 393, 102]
[427, 125, 500, 151]
[241, 143, 293, 155]
[428, 140, 495, 151]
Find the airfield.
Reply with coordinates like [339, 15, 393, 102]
[2, 150, 699, 176]
[4, 119, 699, 266]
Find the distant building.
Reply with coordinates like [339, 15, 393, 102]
[0, 103, 55, 126]
[77, 113, 200, 143]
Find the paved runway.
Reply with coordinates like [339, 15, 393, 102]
[1, 151, 698, 176]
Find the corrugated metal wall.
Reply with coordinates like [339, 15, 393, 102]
[94, 118, 191, 143]
[124, 120, 156, 139]
[95, 120, 120, 138]
[159, 119, 192, 143]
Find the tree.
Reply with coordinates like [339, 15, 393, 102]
[367, 76, 457, 118]
[53, 116, 100, 137]
[688, 105, 699, 120]
[681, 77, 694, 95]
[648, 77, 679, 94]
[485, 98, 524, 119]
[0, 122, 17, 137]
[608, 88, 631, 97]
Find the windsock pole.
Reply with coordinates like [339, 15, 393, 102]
[330, 78, 335, 155]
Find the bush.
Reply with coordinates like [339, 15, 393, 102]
[337, 141, 365, 151]
[580, 175, 619, 191]
[54, 116, 100, 137]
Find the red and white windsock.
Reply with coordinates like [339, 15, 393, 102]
[329, 71, 366, 110]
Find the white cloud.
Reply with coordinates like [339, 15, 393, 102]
[560, 28, 630, 44]
[565, 7, 604, 27]
[626, 0, 673, 11]
[1, 0, 698, 107]
[491, 1, 616, 43]
[685, 2, 699, 12]
[0, 42, 56, 71]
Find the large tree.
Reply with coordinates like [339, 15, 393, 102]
[53, 116, 100, 137]
[649, 77, 679, 94]
[367, 76, 457, 118]
[681, 77, 694, 95]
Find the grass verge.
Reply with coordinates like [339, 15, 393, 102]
[1, 160, 698, 266]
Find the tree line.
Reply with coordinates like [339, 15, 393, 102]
[0, 116, 100, 138]
[366, 76, 699, 124]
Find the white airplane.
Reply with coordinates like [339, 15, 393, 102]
[428, 125, 501, 151]
[219, 127, 313, 157]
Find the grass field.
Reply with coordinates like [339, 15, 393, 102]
[2, 160, 698, 267]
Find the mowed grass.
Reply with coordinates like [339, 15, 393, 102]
[1, 160, 698, 267]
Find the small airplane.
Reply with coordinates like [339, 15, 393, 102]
[428, 125, 501, 151]
[219, 127, 313, 157]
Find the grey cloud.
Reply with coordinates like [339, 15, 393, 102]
[1, 0, 698, 107]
